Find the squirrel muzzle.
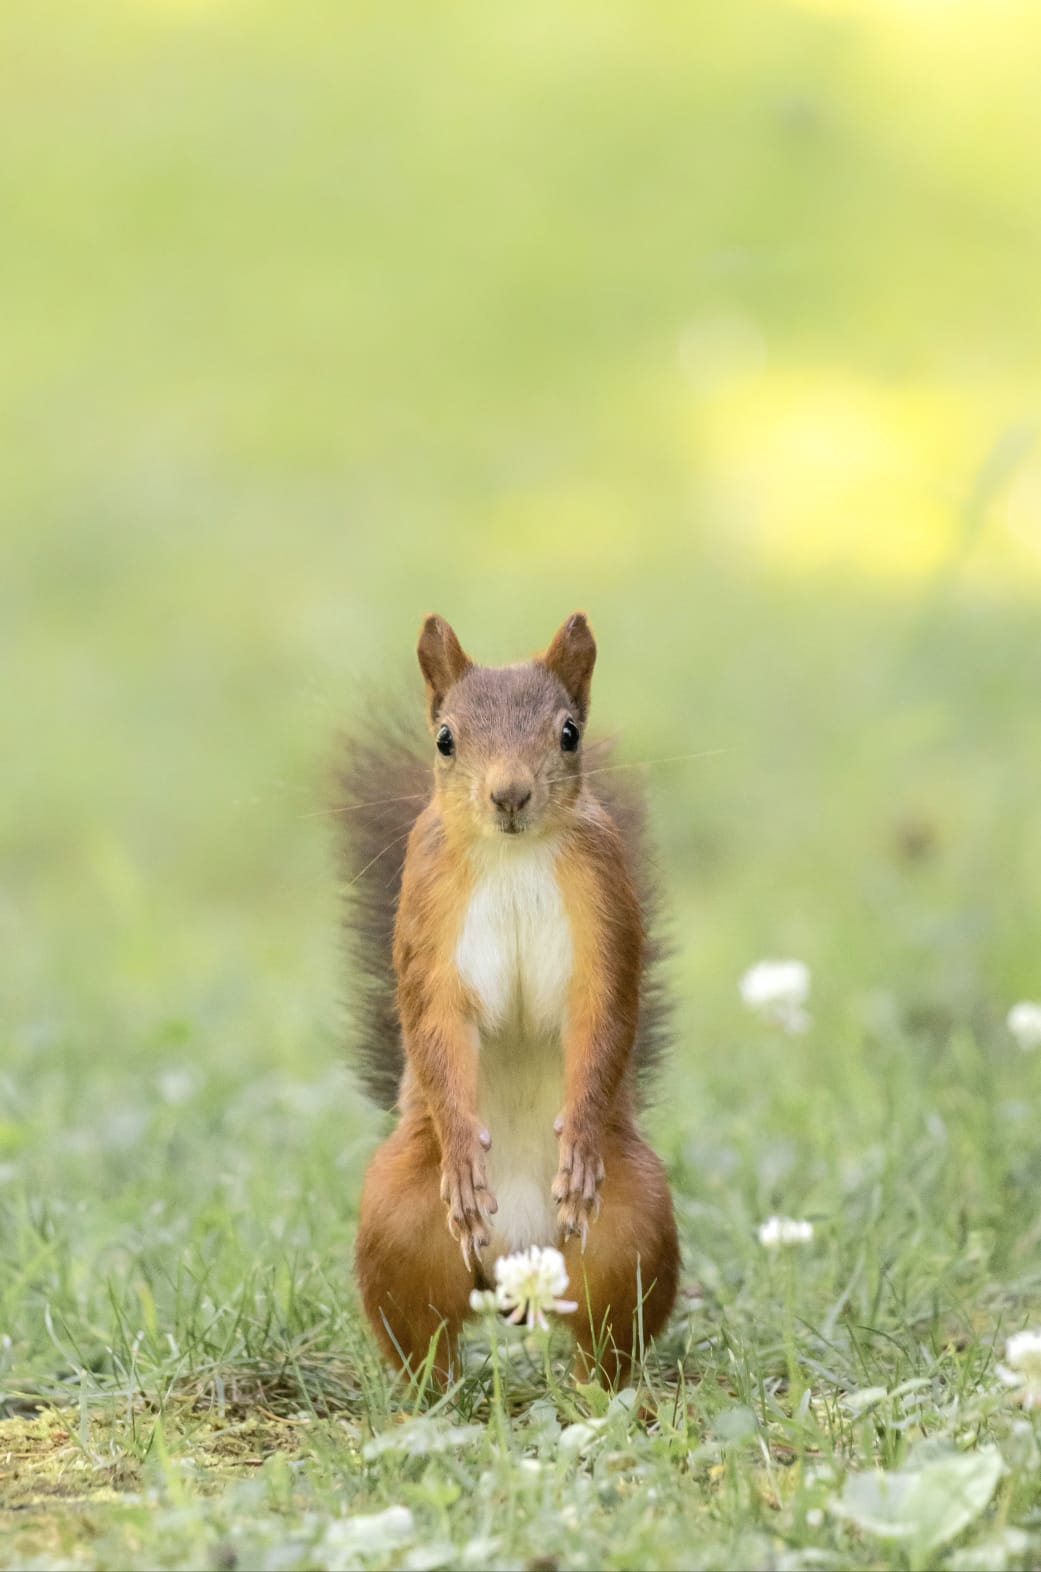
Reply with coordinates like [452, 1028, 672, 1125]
[485, 762, 536, 833]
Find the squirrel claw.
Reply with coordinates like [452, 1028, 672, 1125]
[440, 1134, 497, 1271]
[460, 1232, 480, 1270]
[451, 1217, 488, 1271]
[556, 1206, 592, 1253]
[553, 1127, 604, 1250]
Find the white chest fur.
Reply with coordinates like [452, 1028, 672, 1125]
[455, 837, 573, 1033]
[455, 838, 572, 1256]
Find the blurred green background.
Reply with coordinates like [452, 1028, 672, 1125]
[3, 0, 1041, 1407]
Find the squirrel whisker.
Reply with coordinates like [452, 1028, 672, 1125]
[301, 791, 429, 821]
[316, 750, 728, 819]
[545, 746, 731, 786]
[343, 826, 416, 888]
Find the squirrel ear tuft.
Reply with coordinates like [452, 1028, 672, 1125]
[417, 614, 472, 723]
[542, 612, 596, 721]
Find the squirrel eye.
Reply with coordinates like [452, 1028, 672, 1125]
[560, 718, 580, 753]
[436, 724, 455, 758]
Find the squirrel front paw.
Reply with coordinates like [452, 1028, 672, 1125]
[440, 1124, 497, 1269]
[551, 1120, 605, 1249]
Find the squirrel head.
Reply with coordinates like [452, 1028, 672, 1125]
[416, 612, 597, 840]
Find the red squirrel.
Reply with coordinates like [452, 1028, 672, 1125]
[340, 613, 679, 1383]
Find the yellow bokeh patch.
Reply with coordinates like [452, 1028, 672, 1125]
[688, 367, 1038, 590]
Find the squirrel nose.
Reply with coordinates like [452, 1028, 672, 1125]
[490, 783, 532, 815]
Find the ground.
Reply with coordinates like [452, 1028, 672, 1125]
[3, 1, 1041, 1567]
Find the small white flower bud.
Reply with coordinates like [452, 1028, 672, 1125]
[758, 1215, 814, 1248]
[1007, 1001, 1041, 1052]
[740, 960, 811, 1033]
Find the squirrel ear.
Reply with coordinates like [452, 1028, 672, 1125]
[542, 612, 597, 721]
[417, 614, 473, 723]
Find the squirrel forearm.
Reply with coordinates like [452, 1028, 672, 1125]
[552, 846, 642, 1247]
[401, 1008, 496, 1265]
[561, 1009, 635, 1133]
[552, 999, 636, 1242]
[559, 841, 642, 1139]
[401, 1013, 482, 1151]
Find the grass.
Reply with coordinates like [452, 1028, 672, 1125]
[3, 0, 1041, 1566]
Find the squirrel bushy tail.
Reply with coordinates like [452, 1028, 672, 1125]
[335, 711, 430, 1108]
[335, 719, 672, 1110]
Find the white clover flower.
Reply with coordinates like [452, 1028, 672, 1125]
[1007, 1002, 1041, 1052]
[739, 959, 811, 1033]
[997, 1329, 1041, 1408]
[492, 1245, 577, 1332]
[758, 1215, 814, 1249]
